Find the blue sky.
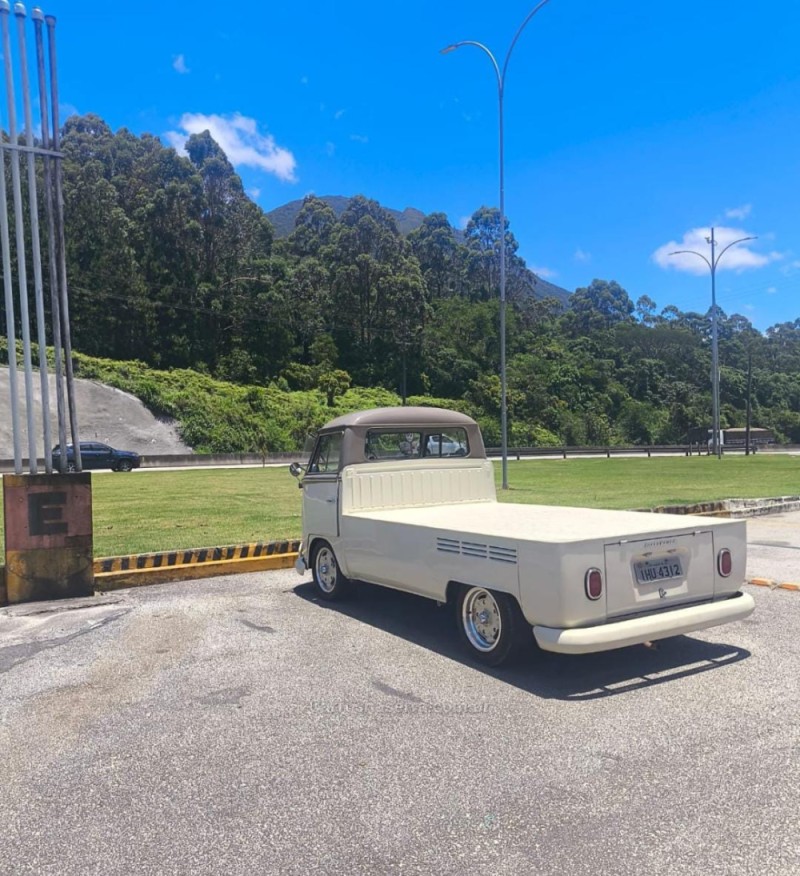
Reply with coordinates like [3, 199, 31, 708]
[34, 1, 800, 330]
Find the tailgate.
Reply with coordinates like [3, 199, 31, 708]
[604, 530, 715, 619]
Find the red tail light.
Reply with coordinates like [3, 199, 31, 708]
[718, 549, 733, 577]
[585, 568, 603, 600]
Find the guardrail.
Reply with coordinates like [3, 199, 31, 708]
[0, 451, 302, 473]
[2, 443, 793, 473]
[139, 451, 300, 468]
[484, 443, 775, 459]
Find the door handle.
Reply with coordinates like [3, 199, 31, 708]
[325, 498, 336, 503]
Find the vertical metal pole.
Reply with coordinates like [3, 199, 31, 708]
[441, 4, 551, 489]
[0, 1, 37, 472]
[16, 2, 53, 472]
[34, 7, 66, 467]
[745, 348, 752, 457]
[498, 80, 508, 490]
[0, 80, 22, 472]
[710, 227, 721, 459]
[401, 343, 407, 406]
[33, 8, 67, 470]
[46, 13, 81, 470]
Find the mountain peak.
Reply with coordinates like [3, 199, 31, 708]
[266, 195, 427, 238]
[265, 194, 570, 304]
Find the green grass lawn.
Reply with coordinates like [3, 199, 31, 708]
[1, 454, 798, 558]
[495, 454, 800, 509]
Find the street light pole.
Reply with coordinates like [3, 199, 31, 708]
[441, 0, 552, 490]
[670, 227, 756, 459]
[709, 229, 720, 459]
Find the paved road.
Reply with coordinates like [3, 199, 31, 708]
[2, 562, 798, 875]
[746, 510, 800, 585]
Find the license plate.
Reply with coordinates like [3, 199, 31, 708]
[634, 557, 684, 584]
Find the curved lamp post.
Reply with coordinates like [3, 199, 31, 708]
[441, 0, 552, 490]
[670, 227, 756, 459]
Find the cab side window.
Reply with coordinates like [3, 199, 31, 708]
[308, 432, 343, 474]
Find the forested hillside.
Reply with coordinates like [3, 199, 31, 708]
[2, 113, 800, 449]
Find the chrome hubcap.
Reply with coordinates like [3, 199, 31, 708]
[316, 548, 337, 593]
[463, 588, 502, 652]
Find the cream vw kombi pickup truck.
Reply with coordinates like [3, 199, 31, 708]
[290, 407, 754, 666]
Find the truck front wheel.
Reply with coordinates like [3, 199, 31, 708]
[311, 540, 351, 601]
[456, 585, 530, 667]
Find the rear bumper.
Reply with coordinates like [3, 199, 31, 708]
[533, 591, 755, 655]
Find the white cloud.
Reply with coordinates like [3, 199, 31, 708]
[325, 141, 336, 157]
[247, 187, 261, 200]
[725, 204, 751, 220]
[334, 109, 346, 120]
[574, 248, 591, 263]
[652, 226, 781, 275]
[165, 112, 297, 182]
[531, 265, 558, 280]
[173, 54, 190, 75]
[766, 286, 777, 294]
[458, 216, 471, 230]
[349, 133, 368, 144]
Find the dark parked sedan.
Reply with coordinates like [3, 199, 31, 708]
[52, 442, 141, 472]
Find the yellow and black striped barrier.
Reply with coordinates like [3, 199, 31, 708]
[748, 577, 800, 593]
[93, 539, 301, 592]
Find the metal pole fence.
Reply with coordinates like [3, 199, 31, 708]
[0, 2, 77, 474]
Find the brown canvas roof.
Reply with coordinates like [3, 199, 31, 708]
[315, 406, 486, 465]
[320, 406, 477, 431]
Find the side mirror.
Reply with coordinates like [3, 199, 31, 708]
[289, 462, 305, 479]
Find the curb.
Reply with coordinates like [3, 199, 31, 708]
[747, 577, 800, 593]
[635, 496, 800, 518]
[93, 539, 301, 592]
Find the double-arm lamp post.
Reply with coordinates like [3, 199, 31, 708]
[670, 227, 756, 459]
[441, 1, 552, 490]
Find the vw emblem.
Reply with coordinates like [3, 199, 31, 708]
[658, 587, 668, 599]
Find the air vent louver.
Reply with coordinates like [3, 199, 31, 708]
[436, 538, 517, 565]
[488, 545, 518, 564]
[436, 537, 460, 555]
[461, 541, 488, 559]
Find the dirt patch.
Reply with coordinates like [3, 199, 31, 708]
[0, 366, 191, 456]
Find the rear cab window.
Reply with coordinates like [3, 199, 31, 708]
[365, 428, 469, 461]
[423, 429, 469, 458]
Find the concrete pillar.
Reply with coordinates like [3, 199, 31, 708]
[2, 472, 93, 604]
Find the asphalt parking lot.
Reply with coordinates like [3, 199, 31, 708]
[746, 510, 800, 586]
[2, 533, 799, 875]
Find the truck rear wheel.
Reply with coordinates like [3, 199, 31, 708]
[311, 540, 351, 601]
[456, 585, 530, 667]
